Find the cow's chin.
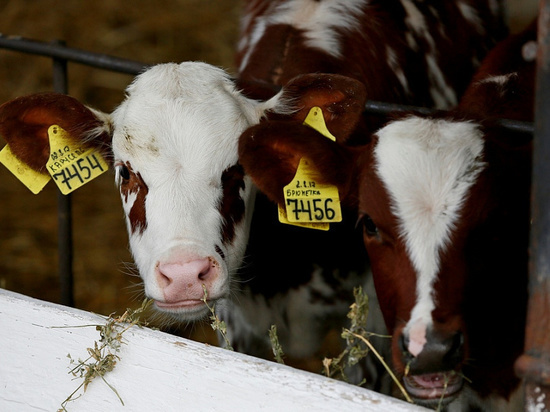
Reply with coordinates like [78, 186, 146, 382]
[154, 299, 212, 321]
[403, 371, 463, 407]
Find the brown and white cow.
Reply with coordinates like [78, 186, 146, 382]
[0, 0, 505, 389]
[225, 0, 507, 371]
[238, 21, 536, 410]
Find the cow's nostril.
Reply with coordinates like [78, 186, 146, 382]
[198, 268, 210, 281]
[156, 266, 172, 288]
[445, 331, 464, 366]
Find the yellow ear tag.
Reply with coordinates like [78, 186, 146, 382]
[0, 144, 51, 194]
[279, 107, 342, 231]
[46, 125, 109, 195]
[301, 106, 336, 142]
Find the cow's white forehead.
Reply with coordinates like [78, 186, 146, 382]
[374, 116, 485, 332]
[111, 62, 260, 169]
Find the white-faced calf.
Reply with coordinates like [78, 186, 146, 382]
[238, 22, 536, 410]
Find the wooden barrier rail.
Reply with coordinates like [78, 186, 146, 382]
[0, 289, 427, 411]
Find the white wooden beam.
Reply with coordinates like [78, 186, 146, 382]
[0, 289, 426, 411]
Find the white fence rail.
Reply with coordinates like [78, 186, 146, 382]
[0, 289, 426, 411]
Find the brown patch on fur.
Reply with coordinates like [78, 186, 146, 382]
[119, 161, 148, 234]
[218, 163, 246, 245]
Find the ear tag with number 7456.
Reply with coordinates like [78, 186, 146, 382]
[46, 125, 109, 194]
[278, 107, 342, 231]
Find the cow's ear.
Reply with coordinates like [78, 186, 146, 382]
[0, 92, 113, 172]
[266, 74, 367, 142]
[239, 120, 355, 205]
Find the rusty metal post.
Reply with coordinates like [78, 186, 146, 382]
[515, 4, 550, 411]
[51, 40, 74, 307]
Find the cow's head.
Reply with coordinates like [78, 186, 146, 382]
[240, 108, 531, 407]
[0, 62, 366, 321]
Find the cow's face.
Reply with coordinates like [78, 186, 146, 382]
[357, 116, 488, 406]
[110, 63, 259, 320]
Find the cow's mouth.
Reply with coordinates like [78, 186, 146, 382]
[155, 299, 205, 309]
[154, 299, 212, 320]
[403, 371, 463, 404]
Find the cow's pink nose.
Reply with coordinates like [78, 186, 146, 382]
[156, 257, 217, 303]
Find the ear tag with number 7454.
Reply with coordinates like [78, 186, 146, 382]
[46, 125, 109, 194]
[278, 107, 342, 231]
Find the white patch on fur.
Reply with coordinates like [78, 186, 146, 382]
[238, 17, 268, 73]
[374, 116, 486, 350]
[401, 0, 426, 34]
[386, 46, 411, 96]
[479, 72, 517, 86]
[401, 0, 457, 108]
[239, 0, 366, 72]
[405, 31, 418, 50]
[477, 72, 520, 100]
[457, 1, 485, 35]
[426, 54, 458, 108]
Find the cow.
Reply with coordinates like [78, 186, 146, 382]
[237, 21, 536, 410]
[226, 0, 508, 374]
[0, 0, 506, 390]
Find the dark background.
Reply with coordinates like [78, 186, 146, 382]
[0, 0, 538, 343]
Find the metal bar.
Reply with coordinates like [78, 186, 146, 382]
[51, 40, 74, 308]
[514, 3, 550, 411]
[364, 100, 438, 116]
[364, 101, 535, 134]
[0, 34, 535, 135]
[0, 34, 147, 75]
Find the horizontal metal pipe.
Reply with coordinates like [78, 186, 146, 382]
[364, 101, 535, 135]
[0, 34, 536, 135]
[364, 100, 437, 116]
[0, 34, 148, 75]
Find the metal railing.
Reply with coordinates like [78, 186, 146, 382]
[0, 9, 549, 407]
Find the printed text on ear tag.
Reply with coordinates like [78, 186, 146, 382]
[282, 157, 342, 226]
[0, 144, 51, 194]
[278, 204, 330, 231]
[46, 125, 109, 195]
[279, 107, 342, 230]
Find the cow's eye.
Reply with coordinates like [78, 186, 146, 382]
[118, 165, 131, 181]
[357, 213, 378, 237]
